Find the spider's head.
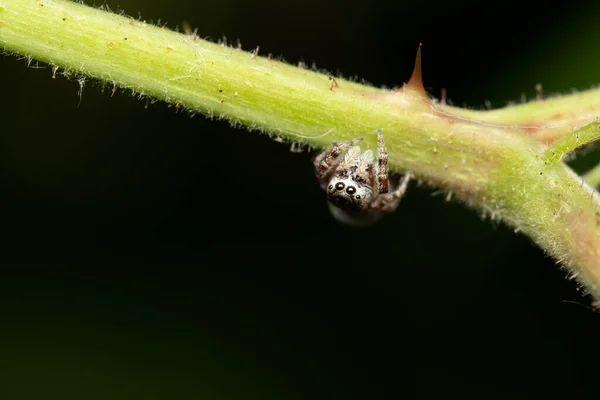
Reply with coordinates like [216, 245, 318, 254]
[326, 177, 373, 212]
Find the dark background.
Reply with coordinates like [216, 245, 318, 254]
[1, 0, 600, 398]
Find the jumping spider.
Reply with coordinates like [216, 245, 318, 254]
[314, 129, 412, 225]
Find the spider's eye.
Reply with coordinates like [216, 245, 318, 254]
[335, 182, 345, 191]
[328, 185, 333, 190]
[355, 195, 361, 200]
[346, 186, 356, 195]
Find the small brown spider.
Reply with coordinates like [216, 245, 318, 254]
[313, 129, 412, 225]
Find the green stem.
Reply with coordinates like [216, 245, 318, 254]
[543, 120, 600, 163]
[2, 0, 600, 300]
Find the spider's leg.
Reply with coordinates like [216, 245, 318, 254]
[367, 162, 377, 189]
[314, 137, 363, 183]
[376, 129, 389, 194]
[371, 171, 413, 212]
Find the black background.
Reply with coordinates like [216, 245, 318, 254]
[2, 0, 600, 398]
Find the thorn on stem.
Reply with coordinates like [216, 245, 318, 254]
[181, 20, 193, 35]
[445, 191, 453, 202]
[536, 83, 544, 100]
[568, 272, 579, 281]
[405, 43, 425, 94]
[329, 76, 339, 90]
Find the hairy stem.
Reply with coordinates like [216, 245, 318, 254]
[2, 0, 600, 300]
[543, 120, 600, 164]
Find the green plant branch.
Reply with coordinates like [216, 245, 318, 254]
[3, 0, 600, 301]
[440, 90, 600, 144]
[543, 120, 600, 164]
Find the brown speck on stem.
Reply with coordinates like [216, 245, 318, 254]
[175, 102, 181, 110]
[111, 83, 117, 97]
[329, 76, 339, 90]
